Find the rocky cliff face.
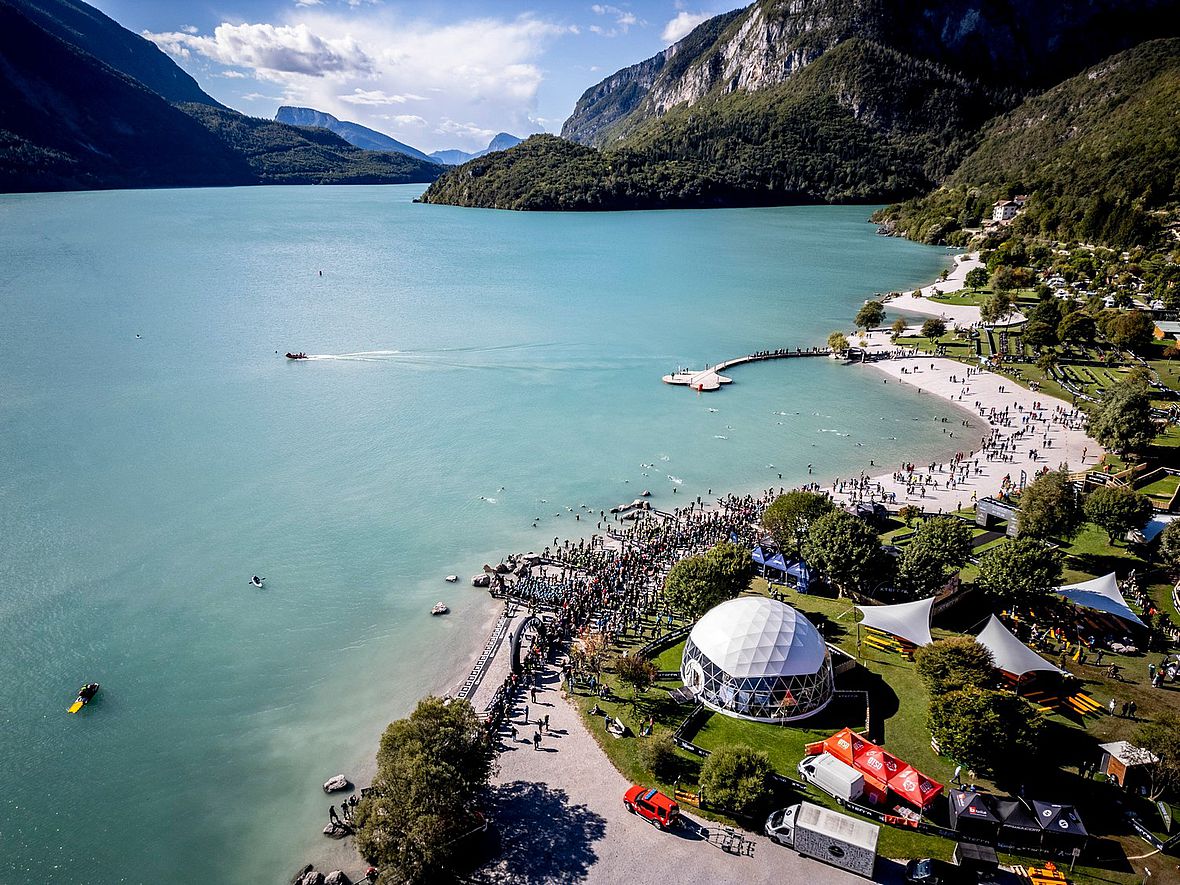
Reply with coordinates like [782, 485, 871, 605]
[563, 0, 1178, 147]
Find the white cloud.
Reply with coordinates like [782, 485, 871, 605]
[589, 3, 641, 37]
[144, 22, 372, 79]
[220, 70, 248, 78]
[662, 10, 708, 43]
[338, 88, 425, 105]
[181, 24, 199, 34]
[147, 11, 565, 152]
[379, 114, 427, 126]
[294, 0, 322, 7]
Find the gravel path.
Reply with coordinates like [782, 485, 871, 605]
[473, 658, 906, 884]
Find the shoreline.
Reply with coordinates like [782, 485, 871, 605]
[318, 247, 1103, 881]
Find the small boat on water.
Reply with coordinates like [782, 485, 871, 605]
[249, 575, 265, 588]
[445, 575, 458, 583]
[286, 352, 309, 360]
[431, 602, 449, 616]
[68, 682, 100, 714]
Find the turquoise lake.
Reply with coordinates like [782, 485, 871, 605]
[0, 185, 962, 882]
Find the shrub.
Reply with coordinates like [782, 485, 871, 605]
[699, 745, 774, 817]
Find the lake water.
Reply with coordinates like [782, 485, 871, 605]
[0, 185, 960, 883]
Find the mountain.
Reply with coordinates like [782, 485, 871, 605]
[0, 0, 252, 192]
[274, 106, 434, 161]
[873, 38, 1180, 247]
[0, 0, 442, 192]
[12, 0, 220, 107]
[184, 105, 440, 185]
[429, 132, 523, 165]
[422, 0, 1179, 212]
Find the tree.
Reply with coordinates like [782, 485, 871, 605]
[928, 687, 1043, 773]
[802, 510, 882, 596]
[762, 490, 835, 554]
[663, 541, 754, 620]
[355, 697, 494, 884]
[976, 538, 1063, 607]
[891, 316, 909, 339]
[827, 331, 850, 353]
[980, 291, 1014, 325]
[638, 734, 680, 781]
[1017, 468, 1085, 541]
[1084, 485, 1153, 543]
[1102, 310, 1156, 351]
[898, 504, 921, 526]
[991, 266, 1017, 292]
[1057, 311, 1096, 348]
[897, 517, 973, 594]
[1089, 381, 1158, 456]
[965, 267, 989, 291]
[1158, 520, 1180, 577]
[698, 745, 775, 816]
[855, 300, 886, 330]
[614, 653, 660, 710]
[915, 637, 996, 695]
[921, 317, 947, 341]
[1136, 713, 1180, 801]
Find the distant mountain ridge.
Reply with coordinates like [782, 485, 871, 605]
[275, 106, 434, 161]
[429, 132, 523, 165]
[423, 0, 1180, 215]
[0, 0, 442, 192]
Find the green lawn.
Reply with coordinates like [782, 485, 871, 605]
[569, 556, 1172, 883]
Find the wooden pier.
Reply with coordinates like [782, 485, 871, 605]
[662, 347, 833, 391]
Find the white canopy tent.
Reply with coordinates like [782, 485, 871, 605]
[1055, 573, 1146, 628]
[976, 615, 1065, 677]
[856, 597, 934, 647]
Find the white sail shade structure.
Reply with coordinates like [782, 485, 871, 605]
[856, 597, 935, 647]
[976, 615, 1065, 677]
[1055, 573, 1146, 627]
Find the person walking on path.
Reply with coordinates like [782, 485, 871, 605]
[1108, 698, 1117, 715]
[533, 728, 541, 751]
[522, 703, 529, 724]
[1128, 700, 1137, 720]
[543, 714, 550, 733]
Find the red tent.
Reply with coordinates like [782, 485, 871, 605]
[807, 729, 943, 810]
[889, 764, 943, 809]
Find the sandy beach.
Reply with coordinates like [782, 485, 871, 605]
[827, 318, 1100, 513]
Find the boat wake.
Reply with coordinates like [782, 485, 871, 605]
[301, 350, 402, 362]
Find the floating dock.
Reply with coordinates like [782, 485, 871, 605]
[663, 348, 832, 391]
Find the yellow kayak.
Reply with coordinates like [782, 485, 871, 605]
[68, 682, 100, 714]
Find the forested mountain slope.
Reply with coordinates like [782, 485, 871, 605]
[423, 0, 1179, 214]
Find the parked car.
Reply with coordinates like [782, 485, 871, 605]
[623, 785, 680, 830]
[905, 857, 978, 885]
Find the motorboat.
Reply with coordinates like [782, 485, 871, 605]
[249, 575, 265, 588]
[68, 682, 100, 714]
[445, 575, 459, 583]
[431, 602, 449, 615]
[286, 352, 309, 360]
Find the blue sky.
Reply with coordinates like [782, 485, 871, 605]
[90, 0, 743, 152]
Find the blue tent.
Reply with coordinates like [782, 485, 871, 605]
[751, 545, 768, 566]
[786, 560, 815, 592]
[765, 552, 789, 575]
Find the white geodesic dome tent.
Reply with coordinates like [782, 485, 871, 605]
[680, 596, 834, 723]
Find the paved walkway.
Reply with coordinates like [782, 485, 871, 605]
[884, 253, 1024, 328]
[473, 658, 907, 884]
